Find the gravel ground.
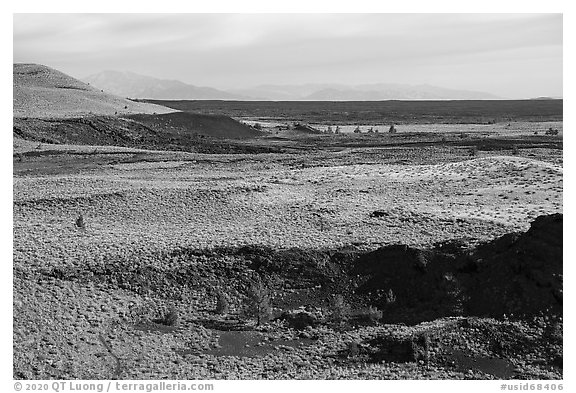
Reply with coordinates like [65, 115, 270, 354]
[13, 145, 563, 379]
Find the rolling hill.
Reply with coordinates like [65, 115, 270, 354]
[13, 64, 266, 151]
[13, 64, 175, 118]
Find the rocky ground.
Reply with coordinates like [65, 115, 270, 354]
[13, 136, 563, 380]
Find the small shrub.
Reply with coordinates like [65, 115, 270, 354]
[366, 306, 383, 323]
[244, 279, 272, 326]
[313, 212, 331, 232]
[215, 290, 230, 315]
[279, 310, 319, 329]
[154, 306, 179, 326]
[75, 214, 86, 230]
[329, 294, 350, 324]
[354, 306, 383, 325]
[347, 341, 360, 358]
[370, 333, 430, 363]
[543, 319, 563, 344]
[385, 289, 397, 305]
[389, 125, 397, 133]
[411, 333, 431, 364]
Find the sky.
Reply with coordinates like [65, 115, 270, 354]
[13, 13, 563, 98]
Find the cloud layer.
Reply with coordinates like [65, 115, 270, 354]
[13, 13, 563, 98]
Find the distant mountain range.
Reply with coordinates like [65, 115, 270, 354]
[229, 83, 501, 100]
[83, 71, 501, 101]
[529, 96, 562, 100]
[83, 71, 248, 100]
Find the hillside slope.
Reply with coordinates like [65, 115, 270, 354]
[126, 112, 263, 139]
[13, 115, 271, 154]
[13, 64, 175, 118]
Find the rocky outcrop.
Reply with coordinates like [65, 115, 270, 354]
[463, 213, 562, 317]
[351, 214, 562, 321]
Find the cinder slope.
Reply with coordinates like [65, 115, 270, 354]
[13, 64, 175, 118]
[126, 112, 263, 139]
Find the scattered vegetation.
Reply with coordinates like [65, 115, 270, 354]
[346, 341, 360, 358]
[329, 294, 351, 325]
[355, 306, 383, 325]
[215, 290, 230, 315]
[75, 214, 86, 230]
[384, 289, 397, 306]
[244, 279, 272, 326]
[153, 306, 179, 327]
[411, 333, 431, 364]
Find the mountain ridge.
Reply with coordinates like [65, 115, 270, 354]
[83, 71, 248, 100]
[231, 83, 501, 101]
[83, 70, 501, 101]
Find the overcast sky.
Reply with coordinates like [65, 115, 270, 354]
[13, 13, 562, 98]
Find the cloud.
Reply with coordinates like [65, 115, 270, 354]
[13, 13, 562, 97]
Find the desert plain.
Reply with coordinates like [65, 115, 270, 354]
[13, 64, 563, 380]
